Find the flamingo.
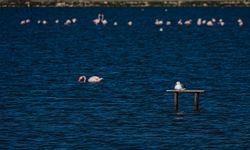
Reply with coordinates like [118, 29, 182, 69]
[166, 21, 172, 26]
[207, 21, 213, 26]
[184, 19, 192, 26]
[113, 21, 118, 26]
[218, 19, 225, 26]
[166, 21, 171, 26]
[197, 18, 202, 26]
[20, 20, 26, 25]
[202, 20, 206, 25]
[101, 14, 108, 25]
[178, 19, 183, 26]
[155, 19, 163, 26]
[64, 19, 71, 26]
[37, 20, 41, 24]
[238, 18, 244, 27]
[42, 20, 48, 25]
[55, 19, 60, 24]
[93, 14, 101, 25]
[78, 76, 103, 83]
[72, 18, 77, 23]
[128, 21, 133, 26]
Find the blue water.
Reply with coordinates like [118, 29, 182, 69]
[1, 7, 250, 149]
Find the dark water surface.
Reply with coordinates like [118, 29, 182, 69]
[1, 7, 250, 149]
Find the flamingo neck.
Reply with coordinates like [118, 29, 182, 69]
[79, 76, 86, 83]
[83, 76, 87, 83]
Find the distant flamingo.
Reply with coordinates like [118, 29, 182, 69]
[42, 20, 48, 25]
[238, 18, 244, 27]
[78, 76, 103, 83]
[64, 19, 71, 26]
[197, 18, 202, 26]
[128, 21, 133, 26]
[93, 14, 101, 25]
[25, 19, 30, 24]
[72, 18, 77, 23]
[178, 19, 183, 26]
[207, 20, 213, 26]
[174, 81, 186, 90]
[55, 19, 60, 24]
[166, 21, 171, 26]
[184, 19, 192, 26]
[155, 19, 163, 26]
[20, 20, 26, 25]
[113, 21, 118, 26]
[101, 14, 108, 25]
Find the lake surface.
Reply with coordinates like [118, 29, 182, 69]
[0, 7, 250, 149]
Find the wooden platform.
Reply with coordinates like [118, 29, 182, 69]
[166, 89, 206, 112]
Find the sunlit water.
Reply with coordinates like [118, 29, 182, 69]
[0, 7, 250, 149]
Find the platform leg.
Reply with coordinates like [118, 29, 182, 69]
[194, 93, 199, 112]
[174, 93, 179, 112]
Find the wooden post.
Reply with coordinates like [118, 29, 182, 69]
[174, 92, 179, 112]
[194, 92, 199, 112]
[167, 90, 205, 112]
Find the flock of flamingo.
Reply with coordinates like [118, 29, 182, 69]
[19, 14, 246, 84]
[20, 13, 245, 32]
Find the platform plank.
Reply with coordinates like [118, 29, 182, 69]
[166, 90, 206, 93]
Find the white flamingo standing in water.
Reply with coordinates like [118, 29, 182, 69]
[55, 19, 60, 24]
[93, 14, 101, 25]
[20, 20, 26, 25]
[155, 19, 163, 26]
[128, 21, 133, 26]
[78, 76, 103, 83]
[166, 21, 171, 26]
[42, 20, 48, 25]
[113, 21, 118, 26]
[25, 19, 30, 24]
[197, 18, 202, 26]
[101, 14, 108, 25]
[64, 19, 72, 26]
[238, 18, 244, 27]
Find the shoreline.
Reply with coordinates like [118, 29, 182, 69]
[1, 0, 250, 7]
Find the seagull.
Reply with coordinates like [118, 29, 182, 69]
[174, 81, 186, 90]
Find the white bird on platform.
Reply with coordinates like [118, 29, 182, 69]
[78, 76, 103, 83]
[174, 81, 186, 90]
